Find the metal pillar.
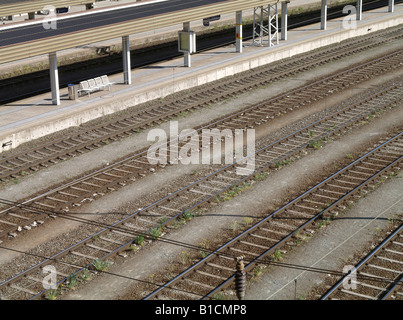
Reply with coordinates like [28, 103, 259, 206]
[28, 12, 35, 19]
[252, 6, 268, 46]
[269, 2, 279, 47]
[356, 0, 362, 21]
[49, 52, 60, 105]
[321, 0, 328, 30]
[183, 22, 191, 67]
[281, 1, 289, 41]
[235, 11, 243, 53]
[122, 35, 131, 85]
[252, 4, 278, 47]
[389, 0, 394, 12]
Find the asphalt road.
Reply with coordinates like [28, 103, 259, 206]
[0, 0, 228, 48]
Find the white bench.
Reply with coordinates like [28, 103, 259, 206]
[101, 75, 115, 90]
[78, 75, 115, 97]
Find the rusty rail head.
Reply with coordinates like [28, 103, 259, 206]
[1, 73, 402, 300]
[321, 223, 403, 300]
[143, 132, 403, 300]
[1, 82, 402, 298]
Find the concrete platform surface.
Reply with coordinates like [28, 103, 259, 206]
[0, 3, 402, 152]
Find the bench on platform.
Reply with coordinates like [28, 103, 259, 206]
[78, 75, 115, 97]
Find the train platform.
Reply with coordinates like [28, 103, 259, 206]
[0, 3, 402, 152]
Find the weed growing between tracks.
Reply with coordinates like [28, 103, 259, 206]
[35, 104, 403, 300]
[2, 82, 400, 300]
[114, 120, 403, 300]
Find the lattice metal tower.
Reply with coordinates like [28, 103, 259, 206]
[252, 3, 279, 47]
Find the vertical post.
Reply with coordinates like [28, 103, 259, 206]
[388, 0, 394, 12]
[235, 257, 246, 300]
[183, 22, 191, 67]
[49, 52, 60, 106]
[321, 0, 327, 30]
[252, 7, 265, 46]
[236, 11, 243, 53]
[281, 1, 289, 41]
[259, 7, 264, 41]
[28, 12, 35, 20]
[122, 35, 131, 85]
[269, 2, 279, 47]
[357, 0, 363, 20]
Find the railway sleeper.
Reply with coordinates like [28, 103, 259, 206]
[319, 188, 346, 196]
[355, 281, 387, 292]
[285, 209, 314, 219]
[257, 227, 290, 238]
[339, 289, 376, 300]
[376, 256, 403, 265]
[385, 248, 403, 256]
[86, 243, 113, 254]
[99, 236, 125, 246]
[8, 213, 32, 220]
[206, 262, 236, 273]
[70, 251, 99, 261]
[189, 189, 213, 196]
[229, 247, 259, 258]
[9, 284, 37, 296]
[294, 204, 320, 212]
[366, 264, 401, 274]
[313, 194, 339, 202]
[184, 278, 216, 291]
[195, 270, 228, 282]
[162, 287, 201, 300]
[57, 191, 80, 198]
[239, 240, 270, 251]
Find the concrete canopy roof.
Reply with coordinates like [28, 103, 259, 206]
[0, 0, 281, 64]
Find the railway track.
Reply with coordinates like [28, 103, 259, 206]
[321, 223, 403, 300]
[0, 80, 402, 300]
[0, 48, 402, 240]
[0, 25, 402, 182]
[144, 132, 403, 300]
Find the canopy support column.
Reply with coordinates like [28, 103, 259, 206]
[356, 0, 362, 21]
[281, 1, 289, 41]
[236, 11, 243, 53]
[389, 0, 394, 12]
[269, 2, 279, 47]
[49, 52, 60, 106]
[183, 22, 191, 67]
[321, 0, 328, 30]
[122, 35, 131, 85]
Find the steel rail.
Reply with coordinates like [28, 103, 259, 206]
[0, 81, 401, 300]
[0, 52, 402, 240]
[321, 223, 403, 300]
[143, 132, 403, 300]
[0, 49, 402, 240]
[381, 271, 403, 300]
